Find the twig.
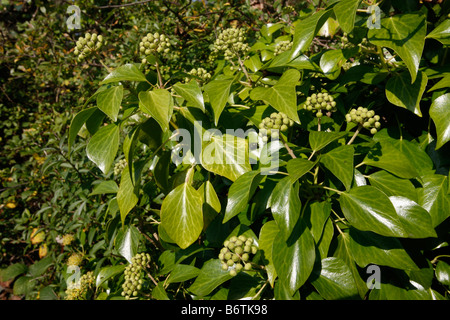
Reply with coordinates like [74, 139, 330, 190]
[280, 135, 296, 159]
[347, 124, 362, 145]
[96, 0, 153, 9]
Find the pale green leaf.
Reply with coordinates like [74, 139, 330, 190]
[96, 85, 123, 122]
[333, 0, 362, 34]
[204, 78, 234, 125]
[160, 182, 203, 249]
[100, 63, 147, 84]
[426, 19, 450, 45]
[258, 220, 278, 287]
[138, 89, 173, 132]
[173, 80, 205, 111]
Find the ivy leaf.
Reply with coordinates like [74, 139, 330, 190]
[368, 170, 418, 202]
[289, 9, 332, 60]
[68, 107, 98, 153]
[138, 89, 173, 132]
[96, 265, 126, 288]
[167, 264, 201, 284]
[249, 69, 301, 123]
[201, 133, 252, 182]
[435, 261, 450, 286]
[349, 228, 419, 271]
[258, 220, 279, 287]
[286, 158, 316, 183]
[204, 78, 234, 125]
[188, 259, 233, 297]
[311, 257, 359, 300]
[319, 47, 359, 80]
[115, 225, 140, 263]
[426, 19, 450, 45]
[417, 173, 450, 227]
[268, 177, 301, 240]
[117, 162, 144, 225]
[96, 85, 123, 122]
[223, 170, 263, 223]
[86, 123, 120, 174]
[429, 93, 450, 150]
[309, 131, 348, 152]
[339, 186, 408, 238]
[363, 139, 419, 179]
[368, 11, 427, 83]
[333, 0, 362, 34]
[389, 196, 437, 239]
[272, 219, 316, 295]
[428, 74, 450, 92]
[100, 63, 147, 85]
[160, 182, 203, 249]
[198, 181, 221, 231]
[385, 70, 428, 117]
[173, 80, 205, 112]
[89, 180, 119, 196]
[320, 145, 354, 191]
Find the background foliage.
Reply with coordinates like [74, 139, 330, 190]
[1, 0, 449, 300]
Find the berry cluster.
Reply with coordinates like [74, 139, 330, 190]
[258, 112, 294, 141]
[65, 271, 95, 300]
[219, 235, 258, 277]
[345, 107, 381, 134]
[114, 159, 127, 176]
[274, 40, 293, 56]
[304, 92, 337, 118]
[212, 27, 250, 61]
[139, 32, 171, 64]
[121, 253, 151, 299]
[186, 67, 211, 84]
[74, 33, 103, 61]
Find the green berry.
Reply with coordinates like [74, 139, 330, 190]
[370, 128, 378, 135]
[244, 263, 252, 271]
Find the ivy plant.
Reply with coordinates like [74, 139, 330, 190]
[64, 0, 450, 300]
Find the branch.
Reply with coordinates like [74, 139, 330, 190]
[96, 0, 154, 9]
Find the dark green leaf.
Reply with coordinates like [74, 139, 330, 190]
[320, 145, 354, 191]
[286, 158, 316, 183]
[96, 265, 126, 288]
[269, 177, 301, 240]
[417, 173, 450, 227]
[429, 93, 450, 150]
[349, 227, 419, 270]
[426, 19, 450, 45]
[309, 131, 348, 152]
[368, 170, 418, 202]
[368, 12, 427, 83]
[115, 225, 140, 263]
[333, 0, 362, 34]
[96, 85, 123, 122]
[258, 220, 278, 287]
[223, 170, 263, 223]
[167, 264, 201, 284]
[68, 107, 97, 153]
[188, 259, 233, 297]
[173, 80, 205, 111]
[435, 261, 450, 286]
[311, 257, 359, 300]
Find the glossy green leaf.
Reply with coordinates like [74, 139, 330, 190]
[269, 177, 301, 240]
[201, 133, 252, 182]
[173, 80, 205, 111]
[428, 74, 450, 92]
[138, 117, 163, 151]
[272, 219, 315, 295]
[223, 170, 263, 223]
[320, 47, 359, 80]
[368, 170, 418, 202]
[363, 139, 419, 179]
[167, 264, 201, 284]
[426, 19, 450, 45]
[188, 259, 233, 297]
[311, 257, 359, 300]
[304, 201, 332, 243]
[204, 78, 234, 125]
[368, 12, 427, 83]
[138, 89, 173, 132]
[68, 107, 98, 153]
[89, 180, 119, 196]
[115, 225, 140, 263]
[429, 93, 450, 150]
[96, 85, 123, 122]
[417, 173, 450, 227]
[153, 282, 170, 300]
[117, 166, 138, 224]
[333, 0, 362, 34]
[249, 69, 301, 123]
[385, 70, 428, 117]
[198, 181, 221, 231]
[435, 261, 450, 286]
[309, 131, 348, 152]
[160, 182, 203, 249]
[96, 265, 126, 288]
[86, 123, 120, 174]
[349, 227, 419, 270]
[320, 145, 354, 191]
[0, 263, 27, 282]
[258, 220, 278, 287]
[286, 158, 316, 183]
[289, 9, 332, 60]
[340, 186, 408, 237]
[100, 63, 147, 85]
[389, 196, 437, 238]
